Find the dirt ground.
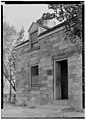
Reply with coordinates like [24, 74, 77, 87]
[1, 103, 85, 118]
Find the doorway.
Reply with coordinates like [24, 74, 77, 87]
[54, 59, 68, 100]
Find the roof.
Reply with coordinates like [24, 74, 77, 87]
[36, 18, 50, 29]
[28, 22, 34, 32]
[39, 24, 50, 30]
[15, 22, 66, 48]
[15, 40, 29, 48]
[38, 21, 66, 37]
[28, 22, 38, 32]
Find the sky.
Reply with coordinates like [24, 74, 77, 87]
[3, 4, 53, 39]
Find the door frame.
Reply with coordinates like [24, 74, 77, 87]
[54, 58, 68, 100]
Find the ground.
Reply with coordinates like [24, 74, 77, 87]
[1, 103, 85, 118]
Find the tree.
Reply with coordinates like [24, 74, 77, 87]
[3, 20, 26, 102]
[3, 22, 18, 66]
[3, 21, 18, 93]
[3, 21, 25, 93]
[16, 26, 25, 45]
[41, 3, 83, 44]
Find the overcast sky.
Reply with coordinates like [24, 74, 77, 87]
[3, 4, 54, 39]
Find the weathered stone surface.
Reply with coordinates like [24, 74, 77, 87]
[15, 23, 82, 110]
[50, 35, 57, 41]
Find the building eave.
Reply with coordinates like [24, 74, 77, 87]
[38, 21, 66, 40]
[38, 21, 66, 37]
[15, 40, 29, 49]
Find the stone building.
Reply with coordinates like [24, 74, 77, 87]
[15, 20, 84, 111]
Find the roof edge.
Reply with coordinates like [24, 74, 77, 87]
[28, 22, 37, 32]
[38, 21, 66, 37]
[15, 40, 29, 48]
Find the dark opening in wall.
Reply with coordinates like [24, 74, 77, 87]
[31, 65, 39, 87]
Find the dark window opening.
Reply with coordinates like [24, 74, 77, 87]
[31, 65, 38, 76]
[31, 65, 39, 87]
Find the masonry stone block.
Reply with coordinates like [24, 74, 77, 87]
[15, 23, 82, 110]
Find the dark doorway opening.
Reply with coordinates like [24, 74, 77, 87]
[55, 59, 68, 100]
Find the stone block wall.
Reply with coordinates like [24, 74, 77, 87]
[68, 54, 82, 110]
[15, 44, 30, 105]
[15, 27, 82, 109]
[38, 29, 82, 109]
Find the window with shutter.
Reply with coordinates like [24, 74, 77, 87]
[31, 65, 39, 87]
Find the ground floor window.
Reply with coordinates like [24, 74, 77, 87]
[31, 65, 39, 87]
